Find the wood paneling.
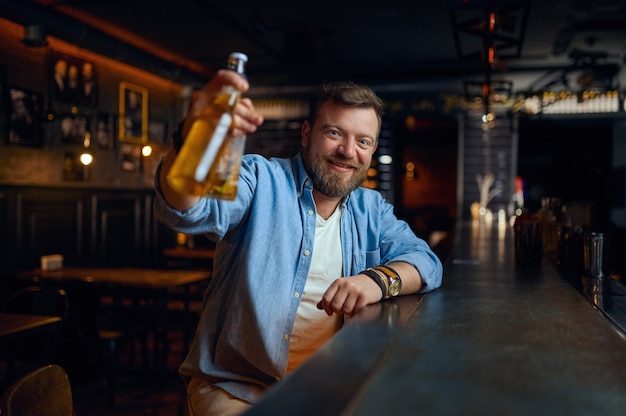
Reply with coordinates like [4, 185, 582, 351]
[0, 191, 9, 277]
[92, 192, 143, 266]
[16, 189, 88, 268]
[0, 185, 164, 275]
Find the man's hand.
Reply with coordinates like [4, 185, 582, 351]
[159, 70, 264, 210]
[316, 262, 424, 316]
[316, 274, 383, 316]
[181, 69, 264, 140]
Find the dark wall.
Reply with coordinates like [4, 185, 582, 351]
[518, 116, 613, 229]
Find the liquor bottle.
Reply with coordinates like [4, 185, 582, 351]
[167, 52, 248, 199]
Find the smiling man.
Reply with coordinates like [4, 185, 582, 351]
[154, 72, 443, 416]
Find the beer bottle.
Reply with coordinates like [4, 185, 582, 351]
[167, 52, 248, 199]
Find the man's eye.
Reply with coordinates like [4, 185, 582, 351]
[358, 139, 373, 148]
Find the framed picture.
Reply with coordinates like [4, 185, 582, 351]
[120, 143, 142, 172]
[62, 151, 87, 181]
[59, 113, 89, 146]
[119, 82, 148, 143]
[50, 50, 97, 106]
[6, 87, 42, 146]
[148, 119, 168, 144]
[94, 112, 116, 150]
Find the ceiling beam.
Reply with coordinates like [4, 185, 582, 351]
[0, 0, 210, 87]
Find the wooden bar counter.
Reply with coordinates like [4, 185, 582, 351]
[247, 221, 626, 415]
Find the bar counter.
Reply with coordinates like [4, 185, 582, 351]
[247, 221, 626, 415]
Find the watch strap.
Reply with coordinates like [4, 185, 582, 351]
[374, 265, 401, 297]
[361, 269, 387, 300]
[375, 265, 400, 280]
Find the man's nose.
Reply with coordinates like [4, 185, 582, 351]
[337, 137, 356, 158]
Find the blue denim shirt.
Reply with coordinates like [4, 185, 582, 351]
[154, 153, 442, 403]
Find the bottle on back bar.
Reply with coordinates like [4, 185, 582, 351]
[167, 52, 248, 200]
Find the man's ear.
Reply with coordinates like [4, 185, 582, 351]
[301, 120, 311, 146]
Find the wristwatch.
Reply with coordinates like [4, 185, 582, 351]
[376, 265, 402, 298]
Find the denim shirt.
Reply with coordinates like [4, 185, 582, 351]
[153, 153, 442, 403]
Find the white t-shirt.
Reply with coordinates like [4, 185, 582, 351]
[286, 207, 344, 373]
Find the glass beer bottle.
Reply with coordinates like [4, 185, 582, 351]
[167, 52, 248, 199]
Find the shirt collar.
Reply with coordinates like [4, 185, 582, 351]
[292, 152, 310, 196]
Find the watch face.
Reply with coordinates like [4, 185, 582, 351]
[389, 279, 401, 296]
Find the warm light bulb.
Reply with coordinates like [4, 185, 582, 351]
[79, 153, 93, 166]
[142, 145, 153, 157]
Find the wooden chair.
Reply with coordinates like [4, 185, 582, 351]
[0, 364, 73, 416]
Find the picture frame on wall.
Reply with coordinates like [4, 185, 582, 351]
[6, 86, 42, 146]
[50, 50, 98, 107]
[95, 112, 116, 150]
[59, 113, 90, 146]
[119, 82, 148, 143]
[148, 119, 168, 144]
[120, 143, 142, 172]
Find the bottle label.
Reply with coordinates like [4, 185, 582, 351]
[194, 113, 232, 182]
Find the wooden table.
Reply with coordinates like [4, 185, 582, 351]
[162, 246, 215, 260]
[0, 313, 62, 346]
[24, 267, 210, 288]
[21, 267, 211, 372]
[162, 246, 215, 269]
[0, 313, 64, 383]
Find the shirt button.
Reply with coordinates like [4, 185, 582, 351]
[307, 209, 314, 216]
[294, 292, 300, 298]
[304, 250, 310, 256]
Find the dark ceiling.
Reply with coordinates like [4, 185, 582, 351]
[6, 0, 626, 95]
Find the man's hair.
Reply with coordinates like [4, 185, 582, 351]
[309, 81, 385, 134]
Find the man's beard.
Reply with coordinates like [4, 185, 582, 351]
[302, 148, 369, 198]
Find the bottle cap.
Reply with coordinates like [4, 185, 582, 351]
[229, 52, 248, 62]
[227, 52, 248, 75]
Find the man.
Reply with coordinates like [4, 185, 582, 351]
[8, 90, 37, 145]
[81, 61, 96, 104]
[154, 70, 443, 415]
[53, 59, 68, 98]
[124, 89, 143, 138]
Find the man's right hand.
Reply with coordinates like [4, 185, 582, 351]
[159, 70, 264, 210]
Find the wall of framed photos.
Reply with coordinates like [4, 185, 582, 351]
[0, 18, 184, 189]
[0, 18, 190, 273]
